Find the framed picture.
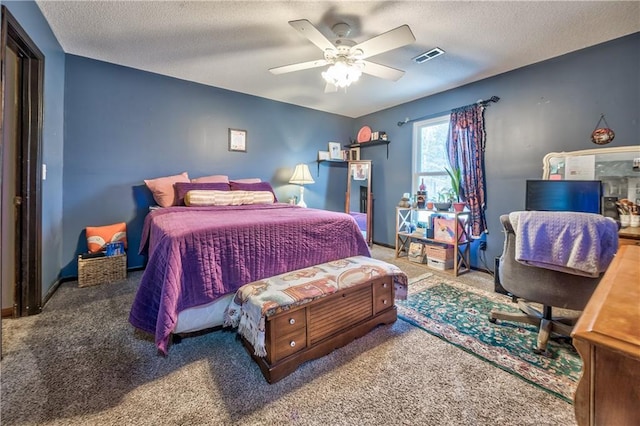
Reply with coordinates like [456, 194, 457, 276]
[229, 128, 247, 152]
[328, 142, 342, 160]
[318, 151, 330, 160]
[349, 147, 360, 161]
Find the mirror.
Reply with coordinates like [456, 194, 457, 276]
[346, 160, 372, 246]
[542, 145, 640, 201]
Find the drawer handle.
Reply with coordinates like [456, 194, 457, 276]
[382, 299, 388, 305]
[383, 283, 388, 288]
[290, 340, 296, 348]
[289, 318, 295, 325]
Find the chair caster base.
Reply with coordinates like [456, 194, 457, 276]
[488, 317, 497, 323]
[533, 347, 552, 357]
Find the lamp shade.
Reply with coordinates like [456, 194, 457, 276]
[289, 164, 315, 185]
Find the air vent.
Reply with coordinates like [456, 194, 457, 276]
[412, 47, 445, 64]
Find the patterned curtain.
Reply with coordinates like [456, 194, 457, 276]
[446, 104, 487, 237]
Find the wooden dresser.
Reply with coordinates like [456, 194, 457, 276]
[619, 226, 640, 247]
[572, 245, 640, 426]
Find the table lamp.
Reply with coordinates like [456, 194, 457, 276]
[289, 164, 315, 208]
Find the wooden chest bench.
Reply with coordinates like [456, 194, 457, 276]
[225, 256, 408, 383]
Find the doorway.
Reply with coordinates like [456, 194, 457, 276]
[1, 6, 44, 321]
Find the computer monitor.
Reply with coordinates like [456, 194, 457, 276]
[525, 180, 602, 214]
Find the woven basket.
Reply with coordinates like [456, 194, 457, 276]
[78, 253, 127, 288]
[424, 245, 454, 261]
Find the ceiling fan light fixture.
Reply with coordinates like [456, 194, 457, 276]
[321, 60, 362, 88]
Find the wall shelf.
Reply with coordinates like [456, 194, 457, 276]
[348, 140, 390, 159]
[316, 159, 347, 176]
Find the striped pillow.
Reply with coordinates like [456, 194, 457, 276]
[174, 182, 230, 205]
[229, 181, 278, 202]
[185, 190, 274, 206]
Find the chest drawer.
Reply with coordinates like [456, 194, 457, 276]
[373, 277, 394, 314]
[271, 327, 307, 362]
[271, 308, 306, 332]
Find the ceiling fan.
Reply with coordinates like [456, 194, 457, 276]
[269, 19, 416, 92]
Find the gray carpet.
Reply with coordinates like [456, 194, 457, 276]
[1, 246, 577, 425]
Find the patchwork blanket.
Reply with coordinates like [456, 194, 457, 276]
[224, 255, 408, 357]
[129, 204, 370, 355]
[508, 211, 618, 277]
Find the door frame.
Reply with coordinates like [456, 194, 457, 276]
[1, 6, 44, 317]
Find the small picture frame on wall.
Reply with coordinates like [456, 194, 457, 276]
[349, 147, 360, 161]
[328, 142, 342, 160]
[229, 128, 247, 152]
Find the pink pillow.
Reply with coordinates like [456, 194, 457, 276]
[231, 178, 261, 184]
[174, 182, 230, 205]
[191, 174, 229, 184]
[144, 172, 190, 207]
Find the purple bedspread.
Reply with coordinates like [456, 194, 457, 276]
[350, 211, 367, 232]
[129, 204, 370, 354]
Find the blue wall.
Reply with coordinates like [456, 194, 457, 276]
[354, 33, 640, 269]
[62, 55, 352, 276]
[3, 1, 66, 297]
[6, 0, 638, 285]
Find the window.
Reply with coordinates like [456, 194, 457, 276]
[412, 114, 451, 202]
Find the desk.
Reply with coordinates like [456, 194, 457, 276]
[572, 245, 640, 426]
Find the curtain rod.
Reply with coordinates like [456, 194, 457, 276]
[397, 96, 500, 127]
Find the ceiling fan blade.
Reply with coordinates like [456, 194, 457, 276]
[289, 19, 335, 52]
[324, 83, 338, 93]
[352, 25, 415, 59]
[361, 61, 405, 81]
[269, 59, 328, 75]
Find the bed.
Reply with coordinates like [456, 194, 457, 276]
[349, 211, 367, 233]
[129, 203, 371, 354]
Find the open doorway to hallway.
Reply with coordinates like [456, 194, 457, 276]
[1, 6, 44, 325]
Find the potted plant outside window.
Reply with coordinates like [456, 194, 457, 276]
[445, 167, 466, 212]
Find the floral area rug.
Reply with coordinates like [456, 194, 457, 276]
[397, 274, 582, 402]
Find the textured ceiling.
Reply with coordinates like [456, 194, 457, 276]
[36, 1, 639, 118]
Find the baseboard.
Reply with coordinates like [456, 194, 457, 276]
[45, 265, 144, 310]
[43, 277, 64, 307]
[471, 265, 492, 275]
[1, 307, 14, 318]
[373, 241, 394, 249]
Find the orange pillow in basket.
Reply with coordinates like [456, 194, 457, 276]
[86, 222, 127, 253]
